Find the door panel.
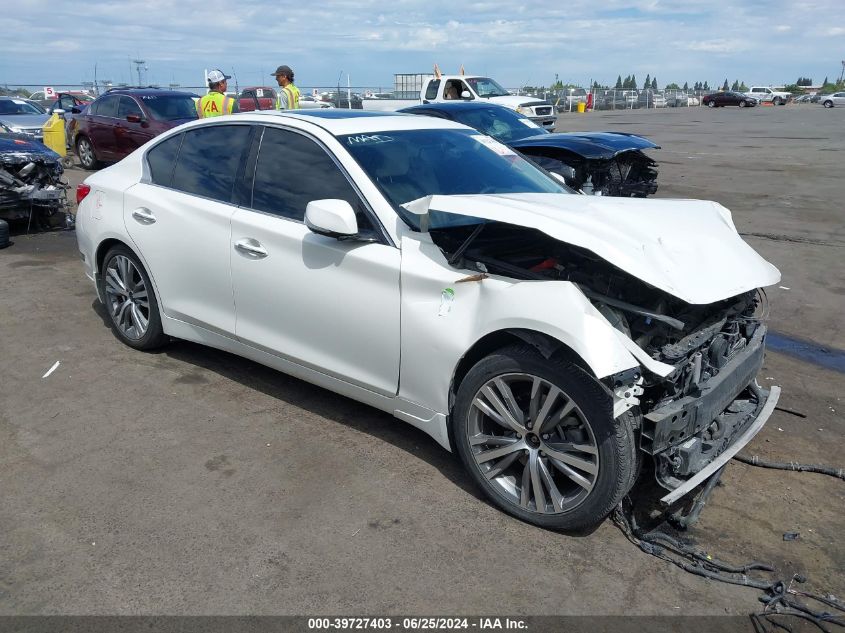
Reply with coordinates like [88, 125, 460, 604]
[230, 210, 401, 395]
[123, 183, 237, 335]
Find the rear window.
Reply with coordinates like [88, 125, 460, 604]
[170, 125, 252, 203]
[138, 95, 198, 121]
[146, 134, 183, 186]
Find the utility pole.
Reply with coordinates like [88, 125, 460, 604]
[133, 59, 146, 86]
[839, 60, 845, 84]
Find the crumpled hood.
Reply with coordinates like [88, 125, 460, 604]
[404, 193, 781, 305]
[488, 95, 548, 110]
[511, 131, 659, 160]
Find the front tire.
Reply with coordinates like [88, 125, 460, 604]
[452, 345, 637, 530]
[823, 100, 834, 108]
[98, 245, 169, 350]
[707, 100, 715, 108]
[76, 136, 101, 170]
[739, 100, 747, 108]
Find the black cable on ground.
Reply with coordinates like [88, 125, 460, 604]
[612, 499, 845, 632]
[735, 454, 845, 481]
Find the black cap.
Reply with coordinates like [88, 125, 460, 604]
[272, 65, 293, 78]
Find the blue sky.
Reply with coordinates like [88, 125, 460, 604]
[2, 0, 843, 91]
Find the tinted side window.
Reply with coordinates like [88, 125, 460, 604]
[118, 96, 143, 118]
[96, 95, 119, 118]
[424, 80, 440, 100]
[251, 127, 374, 234]
[147, 134, 182, 187]
[171, 125, 252, 203]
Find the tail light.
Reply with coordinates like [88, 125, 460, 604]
[76, 183, 91, 205]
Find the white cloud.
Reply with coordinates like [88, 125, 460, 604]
[685, 39, 748, 54]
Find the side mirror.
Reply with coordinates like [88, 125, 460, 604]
[53, 108, 66, 116]
[305, 199, 358, 239]
[461, 90, 472, 100]
[126, 113, 143, 123]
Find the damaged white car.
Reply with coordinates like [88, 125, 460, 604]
[75, 111, 781, 530]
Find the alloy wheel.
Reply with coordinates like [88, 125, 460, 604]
[78, 138, 95, 168]
[104, 255, 150, 340]
[466, 373, 599, 514]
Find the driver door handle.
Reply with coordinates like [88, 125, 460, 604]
[234, 238, 268, 259]
[131, 207, 156, 224]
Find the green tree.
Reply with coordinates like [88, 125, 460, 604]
[631, 74, 637, 90]
[739, 81, 748, 91]
[665, 82, 680, 90]
[615, 75, 623, 90]
[651, 77, 657, 90]
[783, 84, 803, 95]
[644, 74, 651, 90]
[703, 81, 710, 91]
[683, 81, 689, 91]
[731, 80, 740, 91]
[722, 79, 729, 91]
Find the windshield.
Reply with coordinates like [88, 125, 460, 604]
[466, 77, 510, 98]
[448, 106, 549, 143]
[0, 99, 45, 115]
[339, 129, 569, 230]
[138, 95, 198, 121]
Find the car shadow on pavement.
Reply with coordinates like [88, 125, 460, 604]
[90, 298, 679, 536]
[89, 300, 486, 505]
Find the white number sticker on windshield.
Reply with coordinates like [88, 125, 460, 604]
[470, 134, 517, 157]
[519, 119, 541, 128]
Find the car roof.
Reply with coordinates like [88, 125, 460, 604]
[219, 109, 469, 135]
[400, 101, 513, 114]
[103, 89, 198, 97]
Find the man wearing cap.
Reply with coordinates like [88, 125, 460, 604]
[197, 69, 238, 118]
[272, 65, 300, 110]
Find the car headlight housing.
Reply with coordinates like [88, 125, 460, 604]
[516, 106, 528, 115]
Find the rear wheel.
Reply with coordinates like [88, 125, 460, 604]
[823, 100, 834, 108]
[452, 345, 637, 530]
[707, 100, 715, 108]
[98, 245, 169, 350]
[76, 136, 101, 170]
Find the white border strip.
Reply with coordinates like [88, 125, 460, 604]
[660, 385, 781, 506]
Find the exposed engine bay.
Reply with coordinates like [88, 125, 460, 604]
[522, 148, 659, 197]
[432, 221, 769, 489]
[0, 133, 72, 229]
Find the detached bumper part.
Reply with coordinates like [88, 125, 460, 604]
[660, 385, 780, 506]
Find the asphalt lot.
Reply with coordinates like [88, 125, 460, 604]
[0, 105, 843, 620]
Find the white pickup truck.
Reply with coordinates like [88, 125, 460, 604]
[361, 75, 557, 129]
[745, 86, 791, 105]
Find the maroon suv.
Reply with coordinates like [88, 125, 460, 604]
[72, 88, 198, 170]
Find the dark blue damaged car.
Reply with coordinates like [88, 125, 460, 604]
[399, 101, 659, 197]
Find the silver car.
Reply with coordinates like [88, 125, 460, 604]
[0, 96, 50, 142]
[821, 92, 845, 108]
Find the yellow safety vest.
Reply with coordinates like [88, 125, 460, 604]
[197, 92, 234, 118]
[276, 84, 301, 110]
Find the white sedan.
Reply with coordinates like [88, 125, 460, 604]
[75, 110, 781, 530]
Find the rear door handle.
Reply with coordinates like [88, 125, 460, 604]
[234, 238, 268, 259]
[131, 207, 156, 224]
